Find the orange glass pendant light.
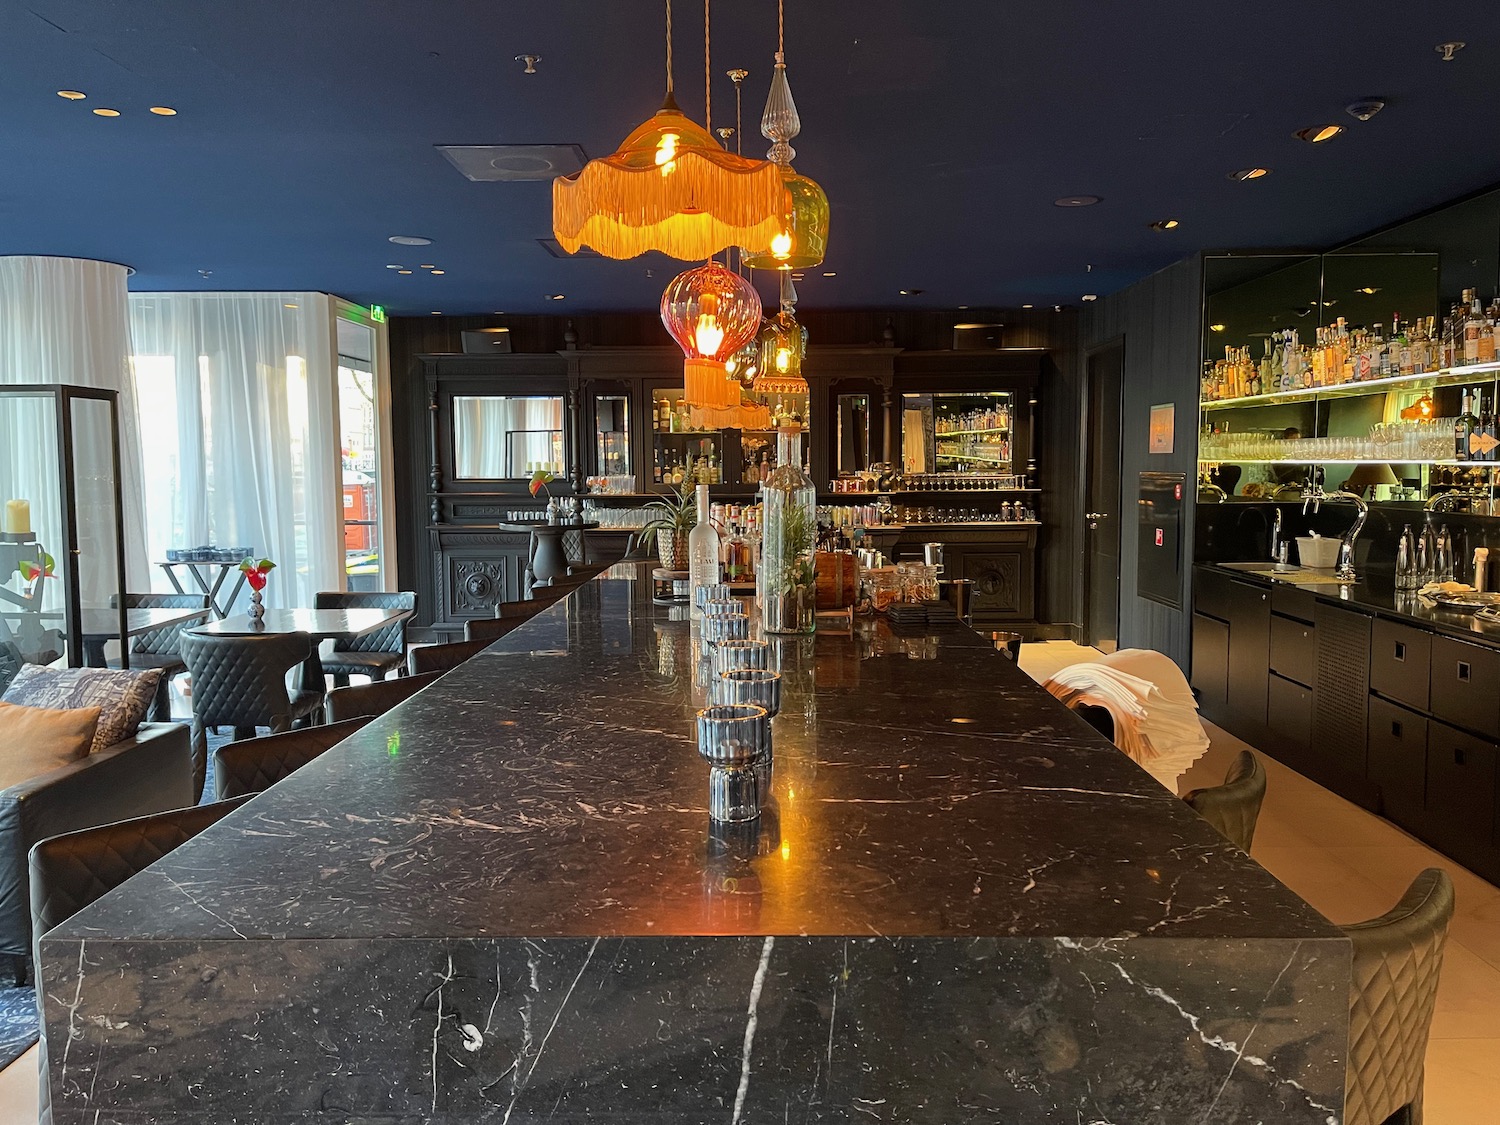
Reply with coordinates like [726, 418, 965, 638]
[754, 271, 810, 396]
[740, 0, 829, 271]
[661, 260, 763, 408]
[552, 0, 790, 261]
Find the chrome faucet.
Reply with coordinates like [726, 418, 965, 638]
[1425, 490, 1469, 512]
[1301, 469, 1367, 581]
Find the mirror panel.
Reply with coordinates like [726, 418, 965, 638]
[452, 395, 565, 480]
[594, 394, 631, 478]
[901, 392, 1014, 477]
[836, 393, 870, 474]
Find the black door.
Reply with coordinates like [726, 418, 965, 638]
[1084, 343, 1123, 651]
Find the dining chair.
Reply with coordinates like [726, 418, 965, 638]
[313, 591, 417, 685]
[213, 718, 371, 799]
[180, 630, 324, 803]
[464, 617, 527, 643]
[1183, 750, 1267, 852]
[106, 592, 211, 721]
[1343, 867, 1455, 1125]
[325, 670, 441, 723]
[408, 637, 491, 675]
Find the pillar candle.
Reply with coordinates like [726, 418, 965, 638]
[3, 499, 29, 536]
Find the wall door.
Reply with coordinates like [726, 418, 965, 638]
[1084, 342, 1124, 651]
[334, 307, 392, 591]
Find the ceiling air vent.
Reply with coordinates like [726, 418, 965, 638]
[436, 144, 586, 182]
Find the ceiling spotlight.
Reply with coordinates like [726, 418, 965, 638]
[197, 269, 213, 277]
[1053, 305, 1063, 312]
[1210, 323, 1227, 332]
[898, 288, 924, 296]
[56, 90, 86, 100]
[92, 108, 120, 117]
[1435, 41, 1465, 62]
[1054, 195, 1101, 207]
[957, 305, 969, 310]
[397, 269, 413, 275]
[1356, 286, 1381, 295]
[1022, 304, 1033, 309]
[1228, 167, 1270, 181]
[388, 235, 433, 246]
[149, 106, 177, 116]
[1295, 124, 1344, 144]
[514, 54, 540, 74]
[1082, 294, 1098, 302]
[822, 271, 837, 277]
[385, 264, 403, 270]
[1346, 98, 1386, 122]
[431, 269, 446, 275]
[431, 311, 443, 315]
[546, 293, 566, 300]
[1149, 219, 1181, 231]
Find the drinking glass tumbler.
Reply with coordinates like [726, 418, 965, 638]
[712, 639, 770, 676]
[701, 613, 750, 646]
[697, 704, 771, 822]
[715, 667, 783, 717]
[701, 598, 743, 618]
[696, 583, 732, 609]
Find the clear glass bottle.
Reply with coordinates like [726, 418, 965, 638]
[1395, 525, 1419, 591]
[688, 485, 721, 618]
[758, 423, 817, 634]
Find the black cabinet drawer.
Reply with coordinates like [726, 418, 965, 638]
[1430, 637, 1500, 739]
[1368, 696, 1428, 834]
[1267, 673, 1312, 748]
[1194, 566, 1234, 621]
[1271, 585, 1316, 625]
[1226, 580, 1270, 728]
[1191, 612, 1229, 716]
[1426, 720, 1498, 866]
[1269, 614, 1316, 688]
[1370, 619, 1432, 712]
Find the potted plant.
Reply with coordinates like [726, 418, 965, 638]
[633, 480, 697, 570]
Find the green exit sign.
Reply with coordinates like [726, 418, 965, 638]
[369, 305, 387, 323]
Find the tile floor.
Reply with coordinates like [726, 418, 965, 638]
[1, 641, 1494, 1122]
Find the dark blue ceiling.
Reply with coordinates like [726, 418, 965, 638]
[5, 0, 1500, 316]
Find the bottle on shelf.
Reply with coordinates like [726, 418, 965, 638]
[687, 484, 721, 617]
[1457, 389, 1477, 461]
[1396, 525, 1420, 591]
[1480, 393, 1500, 462]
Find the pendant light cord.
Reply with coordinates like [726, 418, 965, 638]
[778, 0, 785, 58]
[704, 0, 711, 129]
[665, 0, 673, 94]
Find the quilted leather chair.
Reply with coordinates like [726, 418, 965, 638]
[408, 637, 491, 675]
[0, 722, 192, 964]
[1343, 868, 1455, 1125]
[325, 670, 441, 723]
[465, 616, 527, 642]
[1183, 750, 1266, 852]
[314, 591, 416, 685]
[212, 718, 370, 799]
[106, 593, 211, 721]
[28, 796, 250, 1125]
[180, 630, 323, 802]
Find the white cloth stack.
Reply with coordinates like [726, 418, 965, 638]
[1042, 649, 1211, 792]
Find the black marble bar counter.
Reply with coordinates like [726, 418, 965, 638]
[40, 564, 1349, 1123]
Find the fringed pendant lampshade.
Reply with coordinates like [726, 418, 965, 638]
[660, 261, 763, 408]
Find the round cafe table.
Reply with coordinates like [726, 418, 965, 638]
[497, 521, 599, 586]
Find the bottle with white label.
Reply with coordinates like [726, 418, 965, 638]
[687, 484, 721, 618]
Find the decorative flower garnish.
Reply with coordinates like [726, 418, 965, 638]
[239, 556, 276, 592]
[529, 469, 556, 498]
[16, 552, 55, 587]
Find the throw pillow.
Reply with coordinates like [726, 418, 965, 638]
[1, 664, 162, 753]
[0, 702, 100, 790]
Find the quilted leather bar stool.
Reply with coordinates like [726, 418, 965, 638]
[407, 637, 491, 675]
[1342, 868, 1455, 1125]
[105, 592, 211, 720]
[464, 617, 527, 643]
[325, 670, 441, 723]
[180, 630, 324, 802]
[314, 591, 416, 685]
[1183, 750, 1267, 852]
[212, 717, 371, 799]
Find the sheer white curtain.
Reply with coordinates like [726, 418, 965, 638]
[0, 256, 149, 605]
[128, 293, 343, 610]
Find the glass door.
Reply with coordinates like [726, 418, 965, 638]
[335, 309, 389, 591]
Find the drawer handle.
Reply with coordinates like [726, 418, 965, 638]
[1392, 720, 1403, 737]
[1458, 661, 1472, 683]
[1394, 642, 1406, 662]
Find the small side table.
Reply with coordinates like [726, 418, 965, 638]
[157, 561, 248, 620]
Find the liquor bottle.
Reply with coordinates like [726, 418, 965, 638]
[653, 448, 664, 484]
[1456, 389, 1476, 461]
[1395, 525, 1420, 591]
[1482, 303, 1499, 365]
[687, 485, 721, 617]
[1464, 291, 1483, 365]
[1480, 393, 1500, 463]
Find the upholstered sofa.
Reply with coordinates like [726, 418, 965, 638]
[0, 721, 193, 968]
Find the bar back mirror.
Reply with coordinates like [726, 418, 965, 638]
[901, 392, 1015, 480]
[452, 395, 566, 480]
[595, 394, 631, 478]
[836, 393, 870, 474]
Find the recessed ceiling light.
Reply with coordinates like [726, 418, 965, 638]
[149, 106, 177, 116]
[385, 264, 403, 270]
[1022, 303, 1033, 309]
[197, 269, 213, 277]
[1149, 219, 1181, 231]
[431, 311, 442, 315]
[1294, 124, 1343, 144]
[1356, 286, 1381, 295]
[822, 271, 836, 277]
[1082, 294, 1098, 302]
[389, 235, 433, 246]
[1228, 167, 1270, 181]
[92, 108, 120, 117]
[431, 269, 445, 275]
[397, 269, 413, 275]
[791, 273, 805, 280]
[957, 305, 969, 310]
[546, 293, 565, 301]
[1435, 41, 1465, 62]
[1346, 98, 1386, 122]
[56, 90, 86, 100]
[898, 288, 924, 296]
[1210, 323, 1227, 332]
[1054, 195, 1101, 207]
[419, 264, 436, 270]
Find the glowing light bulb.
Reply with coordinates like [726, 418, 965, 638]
[725, 357, 738, 376]
[694, 293, 724, 356]
[770, 231, 793, 259]
[776, 347, 791, 373]
[655, 132, 679, 176]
